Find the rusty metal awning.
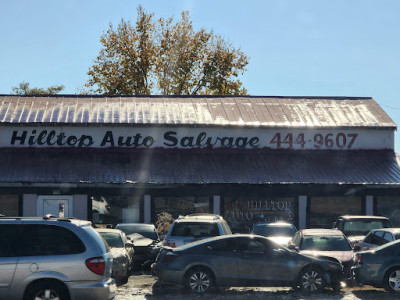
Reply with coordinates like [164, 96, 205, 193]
[0, 95, 395, 129]
[0, 148, 399, 185]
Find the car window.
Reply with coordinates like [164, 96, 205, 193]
[100, 232, 124, 248]
[0, 224, 19, 257]
[253, 225, 296, 237]
[171, 222, 219, 237]
[208, 239, 235, 251]
[18, 224, 86, 256]
[382, 232, 394, 244]
[370, 231, 384, 245]
[292, 232, 301, 247]
[221, 221, 232, 235]
[342, 219, 391, 236]
[300, 235, 352, 251]
[363, 231, 374, 244]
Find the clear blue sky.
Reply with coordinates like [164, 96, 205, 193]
[1, 0, 400, 150]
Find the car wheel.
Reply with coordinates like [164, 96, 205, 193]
[385, 267, 400, 293]
[185, 267, 214, 294]
[298, 266, 326, 293]
[25, 280, 69, 300]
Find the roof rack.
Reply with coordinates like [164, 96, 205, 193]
[0, 216, 73, 222]
[177, 213, 223, 221]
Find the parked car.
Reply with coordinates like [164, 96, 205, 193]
[356, 228, 400, 251]
[252, 222, 297, 246]
[0, 216, 116, 300]
[96, 228, 134, 284]
[163, 213, 232, 248]
[352, 239, 400, 293]
[152, 234, 344, 293]
[288, 229, 355, 284]
[115, 223, 161, 267]
[332, 215, 392, 245]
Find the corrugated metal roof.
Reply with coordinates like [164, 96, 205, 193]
[0, 148, 399, 185]
[0, 95, 395, 128]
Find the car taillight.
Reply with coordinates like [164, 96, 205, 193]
[164, 240, 176, 248]
[86, 257, 105, 275]
[105, 205, 110, 211]
[162, 252, 178, 263]
[357, 254, 362, 265]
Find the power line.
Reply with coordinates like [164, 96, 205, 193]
[379, 103, 400, 111]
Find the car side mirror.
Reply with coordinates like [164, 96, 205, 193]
[353, 245, 361, 252]
[125, 242, 134, 248]
[287, 244, 298, 251]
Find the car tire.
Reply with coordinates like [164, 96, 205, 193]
[25, 280, 69, 300]
[185, 267, 214, 294]
[298, 266, 326, 293]
[384, 267, 400, 293]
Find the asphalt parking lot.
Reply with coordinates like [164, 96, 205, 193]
[114, 271, 400, 300]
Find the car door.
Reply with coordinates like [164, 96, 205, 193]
[0, 224, 19, 299]
[206, 238, 240, 285]
[236, 237, 294, 285]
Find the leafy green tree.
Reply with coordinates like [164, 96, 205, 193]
[86, 6, 249, 95]
[12, 81, 65, 95]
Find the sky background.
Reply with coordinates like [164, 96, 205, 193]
[1, 0, 400, 150]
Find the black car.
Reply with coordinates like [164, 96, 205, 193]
[352, 239, 400, 293]
[115, 223, 161, 267]
[152, 234, 344, 294]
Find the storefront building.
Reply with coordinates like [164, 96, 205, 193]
[1, 95, 400, 232]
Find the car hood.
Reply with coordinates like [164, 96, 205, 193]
[300, 250, 354, 262]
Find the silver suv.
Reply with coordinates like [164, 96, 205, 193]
[0, 217, 116, 300]
[163, 214, 232, 248]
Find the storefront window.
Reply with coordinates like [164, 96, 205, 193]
[224, 196, 296, 233]
[91, 195, 141, 227]
[154, 197, 210, 219]
[309, 196, 361, 228]
[377, 196, 400, 226]
[0, 195, 19, 216]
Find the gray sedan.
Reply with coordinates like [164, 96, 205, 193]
[152, 234, 344, 294]
[352, 239, 400, 293]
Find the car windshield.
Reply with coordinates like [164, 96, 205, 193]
[100, 232, 124, 248]
[171, 222, 219, 237]
[117, 226, 159, 240]
[253, 226, 296, 237]
[342, 220, 391, 236]
[300, 236, 351, 251]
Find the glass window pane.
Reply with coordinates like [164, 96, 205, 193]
[91, 195, 141, 226]
[309, 196, 361, 228]
[154, 196, 209, 219]
[224, 197, 296, 233]
[0, 195, 19, 216]
[377, 196, 400, 226]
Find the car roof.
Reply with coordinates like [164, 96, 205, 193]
[175, 214, 224, 222]
[96, 228, 124, 234]
[370, 228, 400, 234]
[116, 223, 155, 228]
[338, 215, 389, 220]
[300, 229, 345, 236]
[254, 222, 296, 227]
[0, 216, 92, 227]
